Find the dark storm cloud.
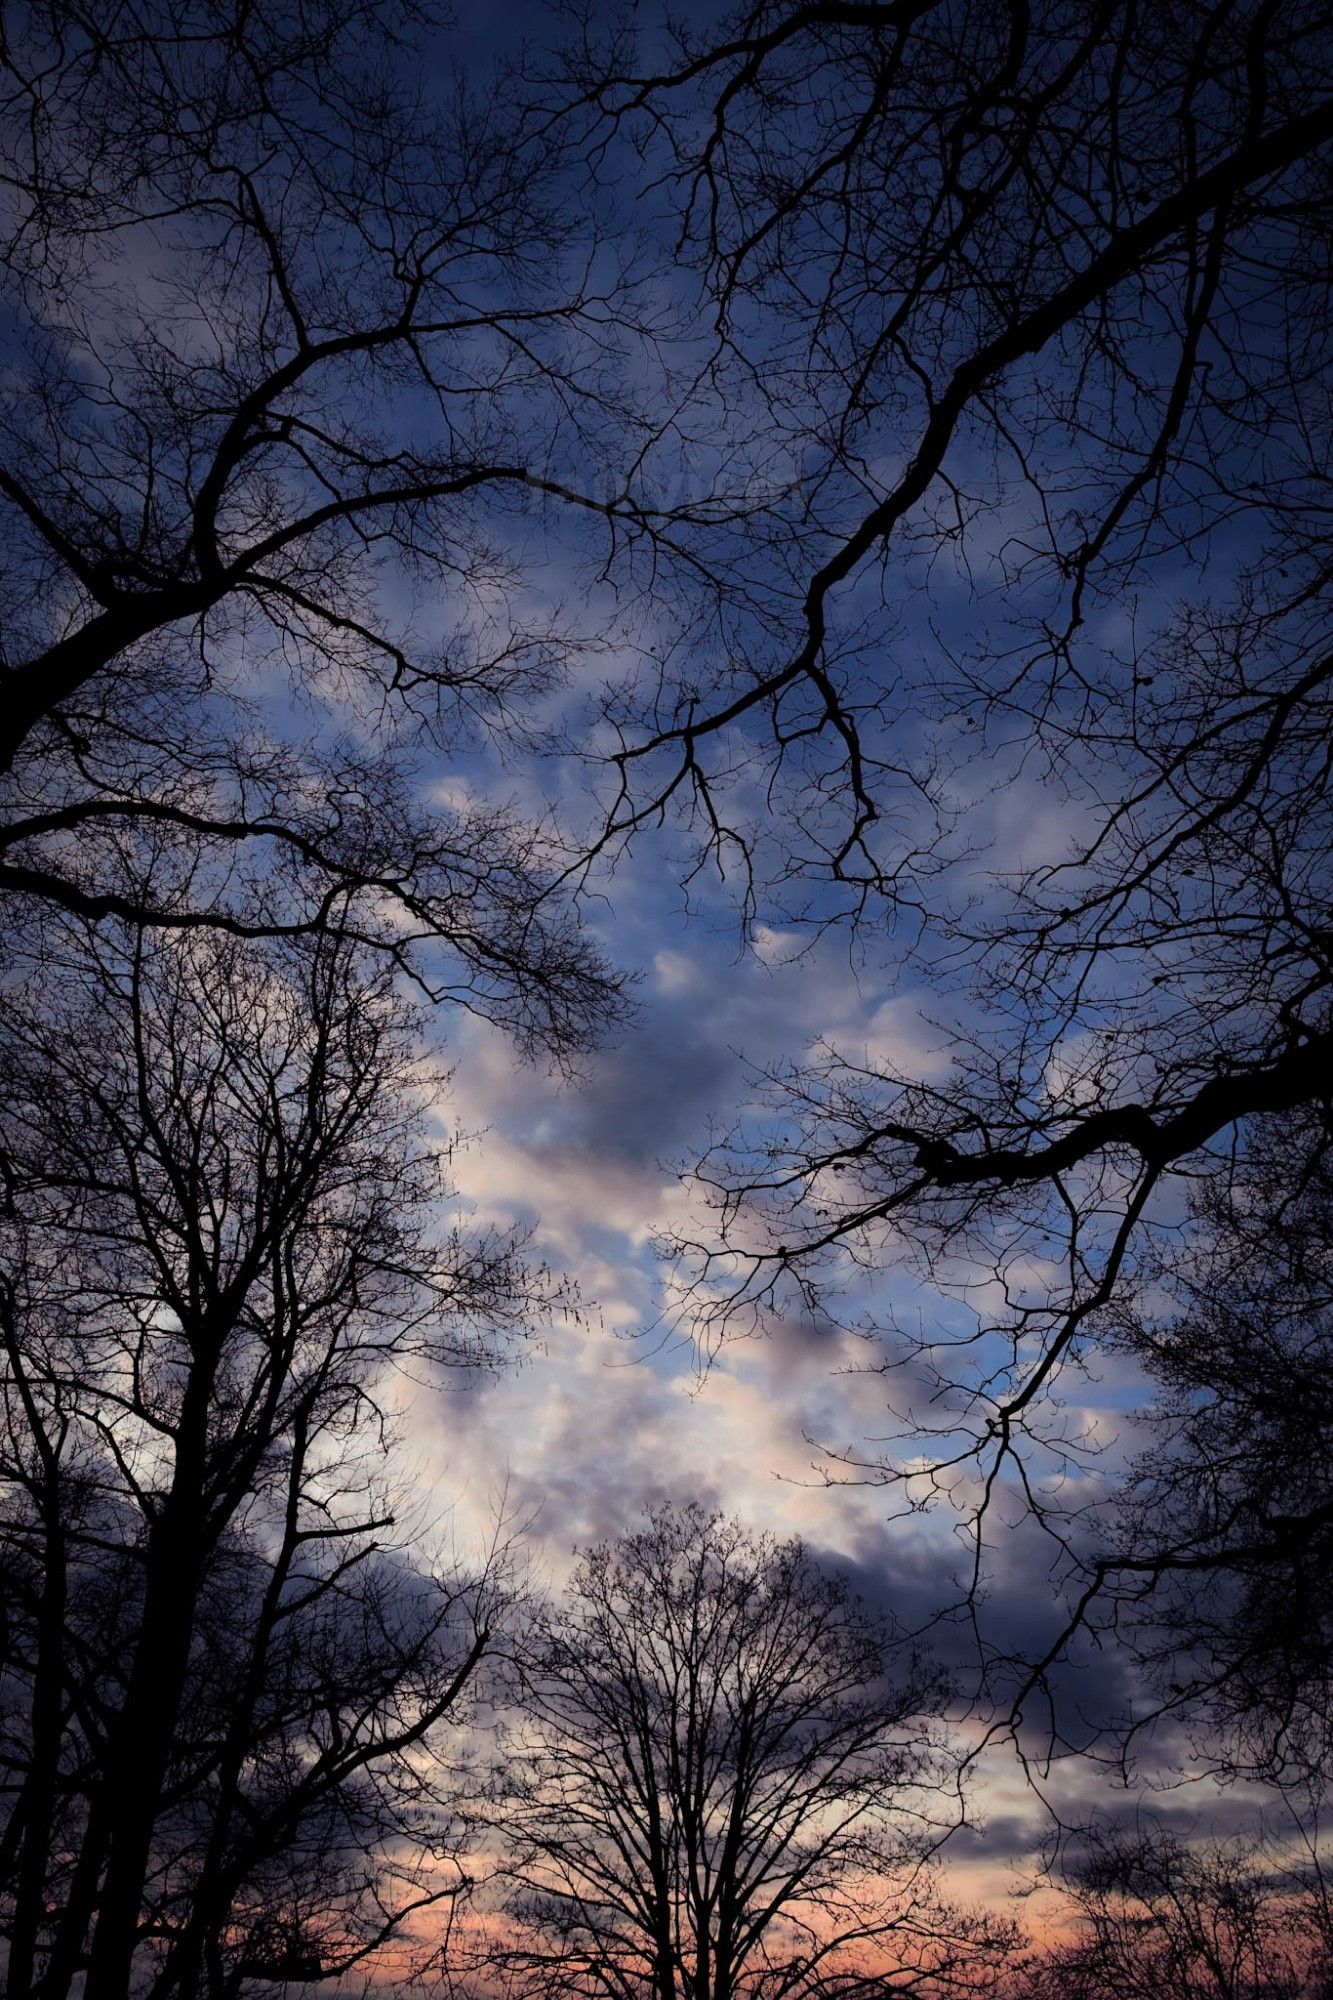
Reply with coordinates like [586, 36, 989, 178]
[949, 1813, 1049, 1864]
[817, 1514, 1143, 1754]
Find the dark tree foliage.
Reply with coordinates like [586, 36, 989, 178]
[485, 1504, 1015, 2000]
[577, 1, 1333, 1760]
[0, 917, 532, 2000]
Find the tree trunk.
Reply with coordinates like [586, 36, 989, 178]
[6, 1507, 68, 2000]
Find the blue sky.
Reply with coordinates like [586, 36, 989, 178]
[296, 6, 1333, 1926]
[3, 1, 1329, 1980]
[245, 7, 1228, 1902]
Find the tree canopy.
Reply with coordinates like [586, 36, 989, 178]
[487, 1504, 1011, 2000]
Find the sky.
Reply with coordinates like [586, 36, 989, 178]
[407, 775, 1276, 1938]
[3, 1, 1329, 1988]
[323, 1, 1313, 1937]
[386, 702, 1227, 1938]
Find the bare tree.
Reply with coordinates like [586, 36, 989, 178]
[0, 913, 534, 2000]
[7, 0, 1333, 1951]
[590, 0, 1333, 903]
[0, 0, 708, 1051]
[484, 1503, 1014, 2000]
[1007, 1823, 1331, 2000]
[562, 1, 1333, 1764]
[1086, 1112, 1333, 1786]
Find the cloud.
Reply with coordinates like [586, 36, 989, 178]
[396, 843, 1225, 1920]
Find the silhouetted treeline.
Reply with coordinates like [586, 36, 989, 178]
[1008, 1824, 1333, 2000]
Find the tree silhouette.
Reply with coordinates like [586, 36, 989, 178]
[1009, 1823, 1331, 2000]
[486, 1504, 1013, 2000]
[0, 914, 531, 1999]
[1087, 1112, 1333, 1785]
[0, 9, 683, 1990]
[581, 0, 1333, 1763]
[6, 0, 1333, 1974]
[0, 0, 684, 1053]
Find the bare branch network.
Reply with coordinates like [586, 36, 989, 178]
[2, 1, 1333, 1995]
